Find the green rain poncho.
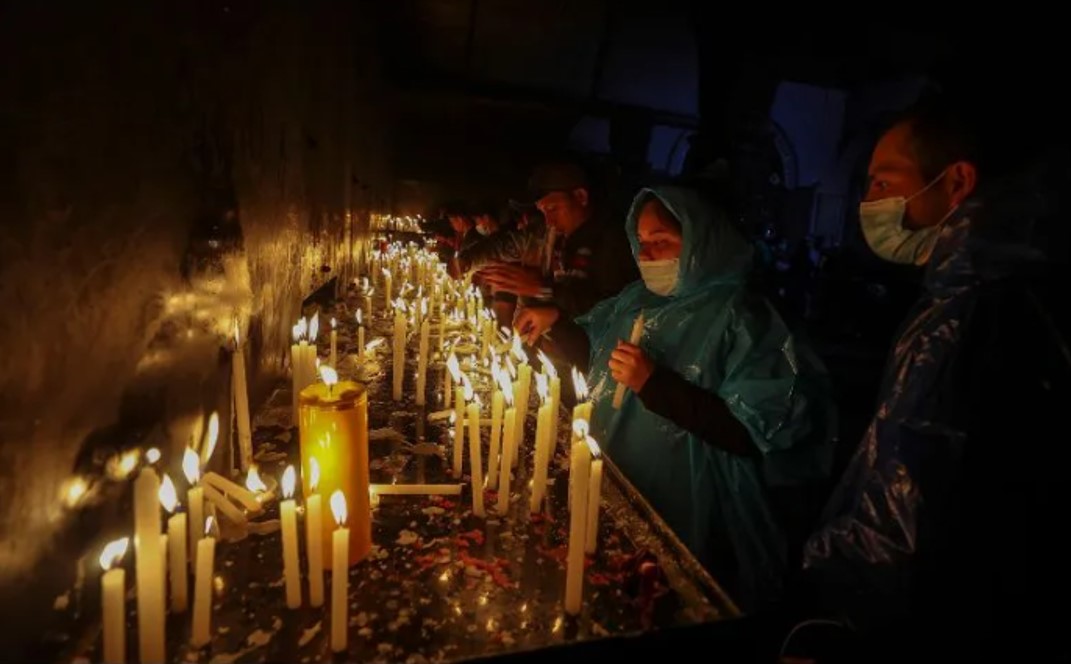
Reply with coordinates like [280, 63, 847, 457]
[577, 186, 835, 608]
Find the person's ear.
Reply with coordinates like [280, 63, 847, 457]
[947, 160, 977, 207]
[572, 187, 589, 208]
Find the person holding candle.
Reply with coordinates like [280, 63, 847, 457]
[514, 185, 836, 610]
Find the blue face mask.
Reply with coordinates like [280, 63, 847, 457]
[859, 169, 954, 265]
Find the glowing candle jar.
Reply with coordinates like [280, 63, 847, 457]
[298, 366, 372, 567]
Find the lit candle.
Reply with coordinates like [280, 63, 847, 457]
[363, 282, 372, 326]
[382, 268, 392, 308]
[232, 319, 253, 472]
[497, 383, 516, 515]
[307, 313, 320, 389]
[612, 312, 645, 409]
[191, 517, 216, 648]
[538, 351, 561, 459]
[415, 315, 430, 406]
[530, 373, 551, 513]
[199, 411, 219, 469]
[356, 310, 365, 362]
[306, 457, 324, 608]
[466, 389, 485, 517]
[280, 466, 301, 609]
[100, 537, 130, 664]
[571, 368, 593, 440]
[393, 300, 406, 402]
[486, 364, 505, 490]
[330, 317, 338, 369]
[291, 318, 309, 423]
[158, 475, 188, 613]
[444, 351, 458, 409]
[585, 437, 604, 554]
[133, 467, 165, 663]
[330, 490, 349, 653]
[298, 371, 372, 568]
[182, 448, 204, 562]
[565, 437, 592, 616]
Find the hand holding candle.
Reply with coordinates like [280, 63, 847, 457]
[100, 537, 130, 664]
[612, 312, 645, 409]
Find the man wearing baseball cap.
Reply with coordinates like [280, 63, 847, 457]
[477, 161, 638, 323]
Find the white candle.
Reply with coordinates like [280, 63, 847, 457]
[280, 466, 301, 609]
[202, 471, 261, 513]
[383, 269, 392, 307]
[291, 318, 309, 422]
[416, 317, 430, 405]
[392, 303, 406, 402]
[486, 387, 504, 490]
[518, 363, 532, 458]
[330, 490, 349, 653]
[159, 532, 168, 603]
[357, 310, 366, 362]
[565, 439, 591, 615]
[159, 475, 188, 613]
[190, 518, 216, 648]
[133, 468, 165, 663]
[570, 367, 593, 444]
[538, 351, 561, 464]
[467, 397, 485, 517]
[530, 375, 552, 513]
[100, 537, 129, 664]
[438, 303, 446, 353]
[329, 317, 338, 369]
[585, 442, 604, 554]
[202, 482, 248, 526]
[232, 321, 253, 472]
[612, 312, 645, 409]
[453, 384, 465, 476]
[497, 399, 516, 515]
[184, 449, 204, 562]
[306, 458, 324, 608]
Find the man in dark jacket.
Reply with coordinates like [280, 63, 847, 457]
[801, 98, 1069, 661]
[477, 162, 638, 322]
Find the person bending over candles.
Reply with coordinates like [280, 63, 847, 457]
[515, 185, 836, 610]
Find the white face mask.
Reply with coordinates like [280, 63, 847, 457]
[859, 169, 953, 265]
[638, 259, 679, 296]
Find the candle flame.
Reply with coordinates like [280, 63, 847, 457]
[233, 317, 241, 346]
[201, 412, 219, 466]
[282, 465, 296, 499]
[461, 374, 474, 402]
[536, 372, 549, 402]
[295, 317, 308, 341]
[446, 353, 462, 382]
[59, 477, 89, 511]
[330, 490, 347, 526]
[572, 419, 590, 441]
[449, 411, 456, 424]
[245, 465, 267, 493]
[585, 435, 601, 458]
[309, 313, 320, 342]
[109, 449, 140, 480]
[319, 365, 338, 387]
[331, 316, 336, 330]
[365, 338, 385, 352]
[205, 516, 215, 537]
[182, 447, 200, 484]
[537, 351, 557, 379]
[571, 367, 589, 401]
[309, 457, 320, 492]
[158, 474, 178, 513]
[511, 333, 527, 362]
[356, 309, 362, 325]
[146, 448, 161, 464]
[362, 277, 369, 291]
[99, 537, 130, 571]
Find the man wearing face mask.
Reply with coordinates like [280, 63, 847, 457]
[517, 186, 836, 610]
[800, 99, 1069, 660]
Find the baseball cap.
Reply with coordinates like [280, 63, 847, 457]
[526, 162, 590, 200]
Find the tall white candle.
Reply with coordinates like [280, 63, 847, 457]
[232, 321, 253, 472]
[306, 458, 324, 608]
[585, 440, 604, 554]
[183, 448, 204, 562]
[453, 384, 465, 476]
[467, 396, 485, 517]
[357, 310, 365, 362]
[565, 439, 591, 615]
[538, 351, 561, 465]
[291, 318, 308, 422]
[392, 303, 406, 402]
[330, 317, 338, 369]
[486, 386, 504, 490]
[497, 397, 516, 515]
[612, 312, 645, 409]
[280, 466, 301, 609]
[133, 468, 165, 663]
[158, 474, 188, 613]
[383, 269, 392, 307]
[416, 317, 430, 406]
[330, 491, 349, 653]
[530, 374, 552, 513]
[100, 537, 130, 664]
[191, 518, 216, 648]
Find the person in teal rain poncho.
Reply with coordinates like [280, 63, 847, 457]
[515, 186, 836, 609]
